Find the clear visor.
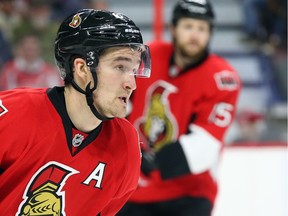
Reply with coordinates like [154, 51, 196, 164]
[96, 43, 151, 78]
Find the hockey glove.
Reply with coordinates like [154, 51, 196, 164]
[141, 150, 157, 176]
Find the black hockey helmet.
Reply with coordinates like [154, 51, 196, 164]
[55, 9, 151, 82]
[172, 0, 215, 26]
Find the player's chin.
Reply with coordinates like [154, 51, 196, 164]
[186, 47, 201, 56]
[111, 109, 127, 118]
[185, 43, 205, 53]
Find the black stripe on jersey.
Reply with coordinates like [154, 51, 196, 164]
[47, 87, 102, 156]
[156, 141, 190, 180]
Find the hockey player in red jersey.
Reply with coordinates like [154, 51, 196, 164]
[117, 0, 241, 216]
[0, 9, 151, 216]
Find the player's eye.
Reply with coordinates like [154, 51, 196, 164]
[115, 64, 129, 73]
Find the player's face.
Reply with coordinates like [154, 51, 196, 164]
[19, 36, 40, 62]
[92, 46, 140, 118]
[172, 18, 211, 58]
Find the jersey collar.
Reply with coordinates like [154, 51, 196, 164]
[47, 86, 103, 156]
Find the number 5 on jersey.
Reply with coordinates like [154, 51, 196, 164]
[209, 102, 234, 127]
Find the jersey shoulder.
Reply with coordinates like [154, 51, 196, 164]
[204, 54, 241, 91]
[207, 54, 239, 76]
[111, 118, 139, 143]
[109, 117, 140, 162]
[148, 40, 173, 55]
[0, 87, 48, 105]
[0, 88, 49, 120]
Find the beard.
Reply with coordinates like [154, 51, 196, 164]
[176, 40, 207, 60]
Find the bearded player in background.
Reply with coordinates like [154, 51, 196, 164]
[118, 0, 241, 215]
[0, 9, 151, 215]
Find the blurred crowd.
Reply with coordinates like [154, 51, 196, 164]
[239, 0, 287, 144]
[0, 0, 108, 90]
[241, 0, 287, 53]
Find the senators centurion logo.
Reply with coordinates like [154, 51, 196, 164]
[134, 80, 179, 151]
[69, 13, 82, 28]
[17, 162, 78, 216]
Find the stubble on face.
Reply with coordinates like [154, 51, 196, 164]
[92, 82, 129, 119]
[176, 39, 206, 59]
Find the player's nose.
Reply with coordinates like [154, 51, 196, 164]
[123, 75, 137, 91]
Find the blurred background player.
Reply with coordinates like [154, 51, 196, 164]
[117, 0, 241, 216]
[0, 34, 62, 90]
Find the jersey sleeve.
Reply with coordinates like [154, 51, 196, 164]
[156, 67, 241, 179]
[195, 69, 241, 140]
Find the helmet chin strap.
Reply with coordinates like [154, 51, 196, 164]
[67, 69, 113, 121]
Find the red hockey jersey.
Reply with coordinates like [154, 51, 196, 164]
[128, 41, 241, 203]
[0, 87, 141, 216]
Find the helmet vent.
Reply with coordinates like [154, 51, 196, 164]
[90, 30, 118, 39]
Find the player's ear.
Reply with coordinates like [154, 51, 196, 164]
[73, 58, 90, 82]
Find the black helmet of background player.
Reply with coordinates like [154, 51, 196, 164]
[54, 9, 151, 120]
[172, 0, 215, 28]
